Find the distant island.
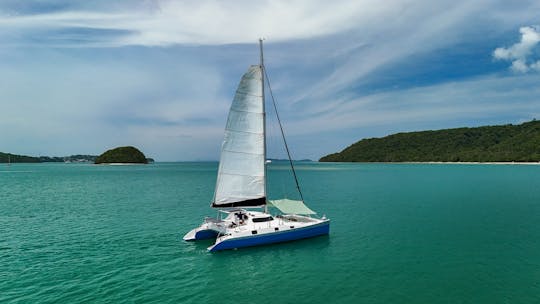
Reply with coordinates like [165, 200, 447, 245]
[1, 152, 97, 163]
[320, 120, 540, 162]
[1, 148, 153, 164]
[268, 158, 312, 162]
[95, 146, 149, 164]
[0, 152, 40, 163]
[43, 155, 98, 163]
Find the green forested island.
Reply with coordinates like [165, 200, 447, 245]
[0, 152, 40, 163]
[95, 146, 148, 164]
[320, 120, 540, 162]
[42, 155, 98, 163]
[0, 152, 97, 163]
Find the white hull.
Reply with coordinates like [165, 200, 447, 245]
[184, 210, 329, 251]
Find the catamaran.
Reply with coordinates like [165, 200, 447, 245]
[183, 40, 330, 251]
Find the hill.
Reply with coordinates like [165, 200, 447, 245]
[0, 152, 40, 163]
[1, 153, 98, 163]
[95, 146, 148, 164]
[319, 120, 540, 162]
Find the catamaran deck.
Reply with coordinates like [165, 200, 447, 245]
[184, 209, 329, 251]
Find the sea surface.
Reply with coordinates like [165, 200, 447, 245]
[1, 162, 539, 303]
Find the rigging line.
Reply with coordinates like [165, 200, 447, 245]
[266, 94, 286, 198]
[262, 65, 305, 203]
[268, 93, 287, 198]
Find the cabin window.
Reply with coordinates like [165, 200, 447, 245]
[274, 228, 279, 231]
[252, 216, 274, 223]
[290, 226, 295, 229]
[251, 230, 258, 235]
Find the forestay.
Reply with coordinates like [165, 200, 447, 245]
[212, 65, 266, 208]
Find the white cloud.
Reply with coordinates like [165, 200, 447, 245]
[2, 1, 540, 160]
[511, 59, 529, 73]
[270, 72, 540, 159]
[493, 25, 540, 73]
[274, 0, 540, 108]
[0, 49, 227, 160]
[531, 60, 540, 71]
[282, 73, 540, 136]
[0, 0, 373, 46]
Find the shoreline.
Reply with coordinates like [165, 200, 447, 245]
[405, 161, 540, 165]
[319, 161, 540, 165]
[95, 163, 147, 166]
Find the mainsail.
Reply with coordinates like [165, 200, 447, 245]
[212, 65, 265, 208]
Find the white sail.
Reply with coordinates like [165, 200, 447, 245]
[184, 41, 330, 251]
[212, 65, 265, 207]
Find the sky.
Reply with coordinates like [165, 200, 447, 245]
[0, 0, 539, 161]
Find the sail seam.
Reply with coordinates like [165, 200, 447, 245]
[215, 196, 263, 201]
[219, 172, 264, 178]
[235, 91, 262, 98]
[224, 129, 263, 135]
[229, 108, 263, 115]
[221, 149, 263, 156]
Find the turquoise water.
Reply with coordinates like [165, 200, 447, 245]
[1, 162, 540, 303]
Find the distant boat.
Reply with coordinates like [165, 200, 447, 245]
[183, 40, 330, 251]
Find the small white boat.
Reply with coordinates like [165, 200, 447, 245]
[184, 39, 329, 251]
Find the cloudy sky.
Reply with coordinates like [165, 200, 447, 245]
[1, 0, 539, 161]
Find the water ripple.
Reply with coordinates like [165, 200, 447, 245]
[1, 163, 540, 303]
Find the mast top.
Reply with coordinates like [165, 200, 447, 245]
[259, 38, 265, 68]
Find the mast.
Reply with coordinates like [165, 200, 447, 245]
[260, 38, 267, 211]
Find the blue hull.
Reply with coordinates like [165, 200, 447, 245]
[209, 220, 330, 251]
[194, 229, 219, 240]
